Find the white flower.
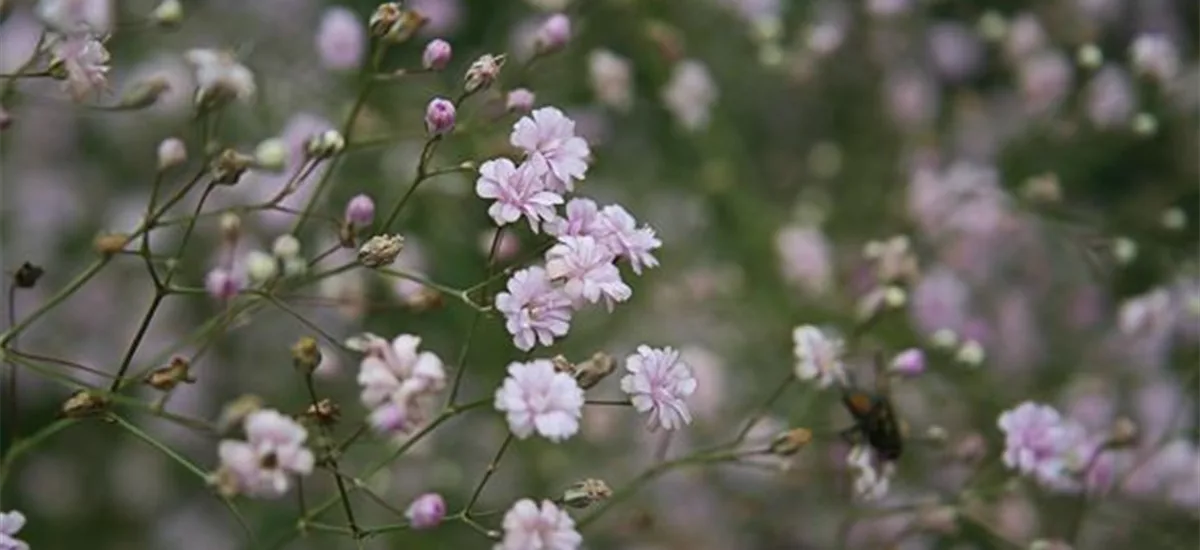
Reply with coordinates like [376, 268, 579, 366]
[545, 235, 631, 310]
[0, 510, 29, 550]
[494, 499, 583, 550]
[792, 325, 846, 388]
[494, 359, 584, 442]
[594, 204, 662, 275]
[661, 59, 717, 131]
[620, 345, 697, 431]
[510, 107, 591, 192]
[350, 333, 446, 434]
[847, 445, 894, 501]
[185, 49, 256, 103]
[217, 409, 314, 499]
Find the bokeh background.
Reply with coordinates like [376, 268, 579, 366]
[1, 0, 1198, 548]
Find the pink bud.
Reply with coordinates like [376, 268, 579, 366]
[424, 97, 456, 136]
[536, 14, 571, 54]
[422, 39, 452, 71]
[405, 492, 446, 529]
[205, 268, 242, 300]
[316, 7, 366, 70]
[344, 193, 375, 227]
[505, 88, 535, 113]
[889, 348, 925, 376]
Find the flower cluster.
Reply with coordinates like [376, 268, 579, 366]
[482, 107, 662, 351]
[215, 409, 315, 499]
[998, 401, 1115, 494]
[349, 333, 447, 435]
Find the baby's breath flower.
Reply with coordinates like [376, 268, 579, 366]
[496, 499, 582, 550]
[315, 6, 365, 70]
[495, 359, 584, 441]
[353, 333, 446, 434]
[588, 49, 633, 112]
[406, 493, 446, 530]
[205, 267, 243, 301]
[157, 137, 187, 170]
[216, 409, 314, 499]
[535, 13, 571, 55]
[0, 509, 29, 550]
[661, 59, 717, 131]
[620, 345, 697, 431]
[1130, 34, 1180, 83]
[495, 266, 574, 351]
[510, 106, 591, 192]
[475, 158, 563, 233]
[506, 88, 536, 113]
[792, 325, 845, 388]
[545, 235, 631, 310]
[49, 32, 111, 101]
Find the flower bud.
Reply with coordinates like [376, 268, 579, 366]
[561, 478, 612, 509]
[157, 137, 187, 171]
[245, 250, 278, 283]
[219, 213, 242, 243]
[573, 352, 615, 389]
[61, 390, 110, 418]
[535, 14, 571, 55]
[272, 234, 302, 260]
[931, 329, 959, 349]
[93, 232, 130, 255]
[889, 348, 925, 377]
[205, 267, 243, 300]
[216, 394, 264, 433]
[345, 194, 376, 227]
[118, 75, 172, 109]
[1076, 44, 1103, 69]
[292, 336, 322, 374]
[369, 3, 426, 43]
[358, 234, 404, 267]
[14, 262, 44, 289]
[1161, 207, 1186, 231]
[144, 356, 196, 391]
[305, 130, 345, 160]
[955, 340, 985, 366]
[424, 97, 456, 136]
[254, 138, 288, 172]
[1111, 237, 1137, 264]
[405, 493, 446, 530]
[506, 88, 535, 113]
[769, 427, 814, 456]
[464, 53, 504, 95]
[211, 148, 254, 185]
[152, 0, 183, 27]
[1132, 112, 1158, 136]
[422, 39, 452, 71]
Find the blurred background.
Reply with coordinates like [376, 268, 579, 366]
[0, 0, 1198, 548]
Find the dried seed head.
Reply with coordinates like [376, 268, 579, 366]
[562, 478, 612, 509]
[61, 390, 110, 418]
[14, 262, 44, 289]
[551, 355, 574, 374]
[357, 234, 405, 267]
[370, 3, 426, 42]
[464, 54, 505, 95]
[93, 233, 130, 256]
[144, 356, 196, 391]
[210, 148, 254, 185]
[769, 427, 814, 456]
[305, 398, 341, 426]
[573, 352, 616, 389]
[291, 336, 322, 374]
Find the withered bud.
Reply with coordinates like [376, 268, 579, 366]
[144, 356, 196, 391]
[116, 75, 172, 110]
[338, 221, 357, 249]
[1108, 417, 1139, 448]
[404, 287, 443, 311]
[217, 394, 264, 433]
[573, 352, 616, 389]
[305, 398, 341, 426]
[769, 427, 814, 457]
[93, 233, 130, 255]
[551, 355, 574, 374]
[210, 148, 254, 185]
[358, 234, 405, 267]
[219, 213, 242, 243]
[291, 336, 322, 374]
[61, 390, 110, 418]
[209, 466, 241, 499]
[561, 478, 612, 509]
[370, 3, 426, 42]
[464, 54, 505, 95]
[14, 262, 44, 289]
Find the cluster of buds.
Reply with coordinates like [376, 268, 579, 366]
[369, 2, 427, 43]
[305, 129, 345, 161]
[551, 352, 616, 390]
[144, 356, 196, 392]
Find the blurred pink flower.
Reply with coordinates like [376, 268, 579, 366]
[494, 360, 584, 441]
[866, 0, 910, 17]
[0, 510, 28, 550]
[1018, 51, 1073, 116]
[405, 493, 446, 530]
[344, 193, 375, 227]
[496, 499, 582, 550]
[1004, 13, 1046, 61]
[422, 39, 452, 71]
[889, 348, 925, 377]
[37, 0, 113, 34]
[475, 157, 563, 232]
[50, 32, 110, 100]
[774, 224, 833, 295]
[409, 0, 462, 37]
[510, 107, 591, 192]
[792, 325, 846, 388]
[217, 409, 314, 498]
[588, 49, 633, 112]
[545, 235, 631, 310]
[909, 265, 970, 337]
[661, 60, 717, 131]
[1130, 34, 1180, 83]
[678, 346, 727, 423]
[1085, 66, 1136, 128]
[315, 6, 365, 70]
[999, 402, 1113, 494]
[495, 266, 574, 351]
[927, 23, 984, 82]
[534, 13, 571, 54]
[621, 345, 697, 431]
[204, 267, 243, 301]
[883, 69, 940, 130]
[1122, 440, 1200, 510]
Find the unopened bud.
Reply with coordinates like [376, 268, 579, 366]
[369, 3, 425, 43]
[955, 340, 985, 366]
[219, 213, 242, 243]
[144, 356, 196, 391]
[422, 39, 452, 71]
[305, 130, 345, 160]
[217, 394, 264, 433]
[883, 285, 907, 308]
[769, 427, 814, 456]
[464, 54, 505, 95]
[1132, 112, 1158, 136]
[272, 234, 302, 260]
[977, 11, 1007, 42]
[561, 478, 612, 509]
[1109, 417, 1139, 447]
[574, 352, 615, 389]
[211, 148, 254, 185]
[889, 348, 926, 377]
[1161, 207, 1186, 231]
[292, 336, 322, 374]
[506, 88, 536, 113]
[245, 250, 278, 283]
[254, 138, 288, 172]
[157, 137, 187, 170]
[119, 76, 172, 109]
[152, 0, 184, 27]
[14, 262, 44, 289]
[93, 232, 130, 255]
[931, 329, 959, 349]
[535, 14, 572, 55]
[424, 97, 456, 136]
[1076, 44, 1103, 69]
[305, 398, 340, 426]
[344, 194, 375, 228]
[1111, 237, 1138, 264]
[358, 234, 404, 267]
[61, 390, 110, 418]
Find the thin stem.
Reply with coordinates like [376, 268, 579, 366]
[463, 433, 514, 514]
[584, 399, 632, 406]
[448, 229, 505, 405]
[379, 136, 442, 231]
[0, 418, 77, 487]
[733, 373, 796, 444]
[304, 375, 362, 538]
[111, 414, 207, 479]
[3, 283, 18, 459]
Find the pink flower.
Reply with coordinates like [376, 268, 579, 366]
[620, 345, 697, 431]
[494, 359, 584, 441]
[425, 97, 456, 136]
[349, 333, 446, 434]
[344, 193, 375, 227]
[495, 499, 582, 550]
[217, 409, 314, 499]
[205, 267, 243, 301]
[535, 14, 571, 54]
[0, 510, 28, 550]
[1018, 51, 1073, 115]
[889, 348, 925, 376]
[405, 492, 447, 530]
[594, 204, 661, 275]
[545, 235, 631, 310]
[544, 197, 602, 238]
[506, 88, 536, 113]
[792, 325, 846, 388]
[1123, 440, 1200, 510]
[998, 402, 1111, 493]
[1130, 34, 1180, 83]
[475, 158, 563, 233]
[51, 32, 110, 101]
[1085, 66, 1135, 128]
[775, 225, 833, 295]
[315, 6, 364, 70]
[495, 267, 573, 351]
[510, 107, 591, 192]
